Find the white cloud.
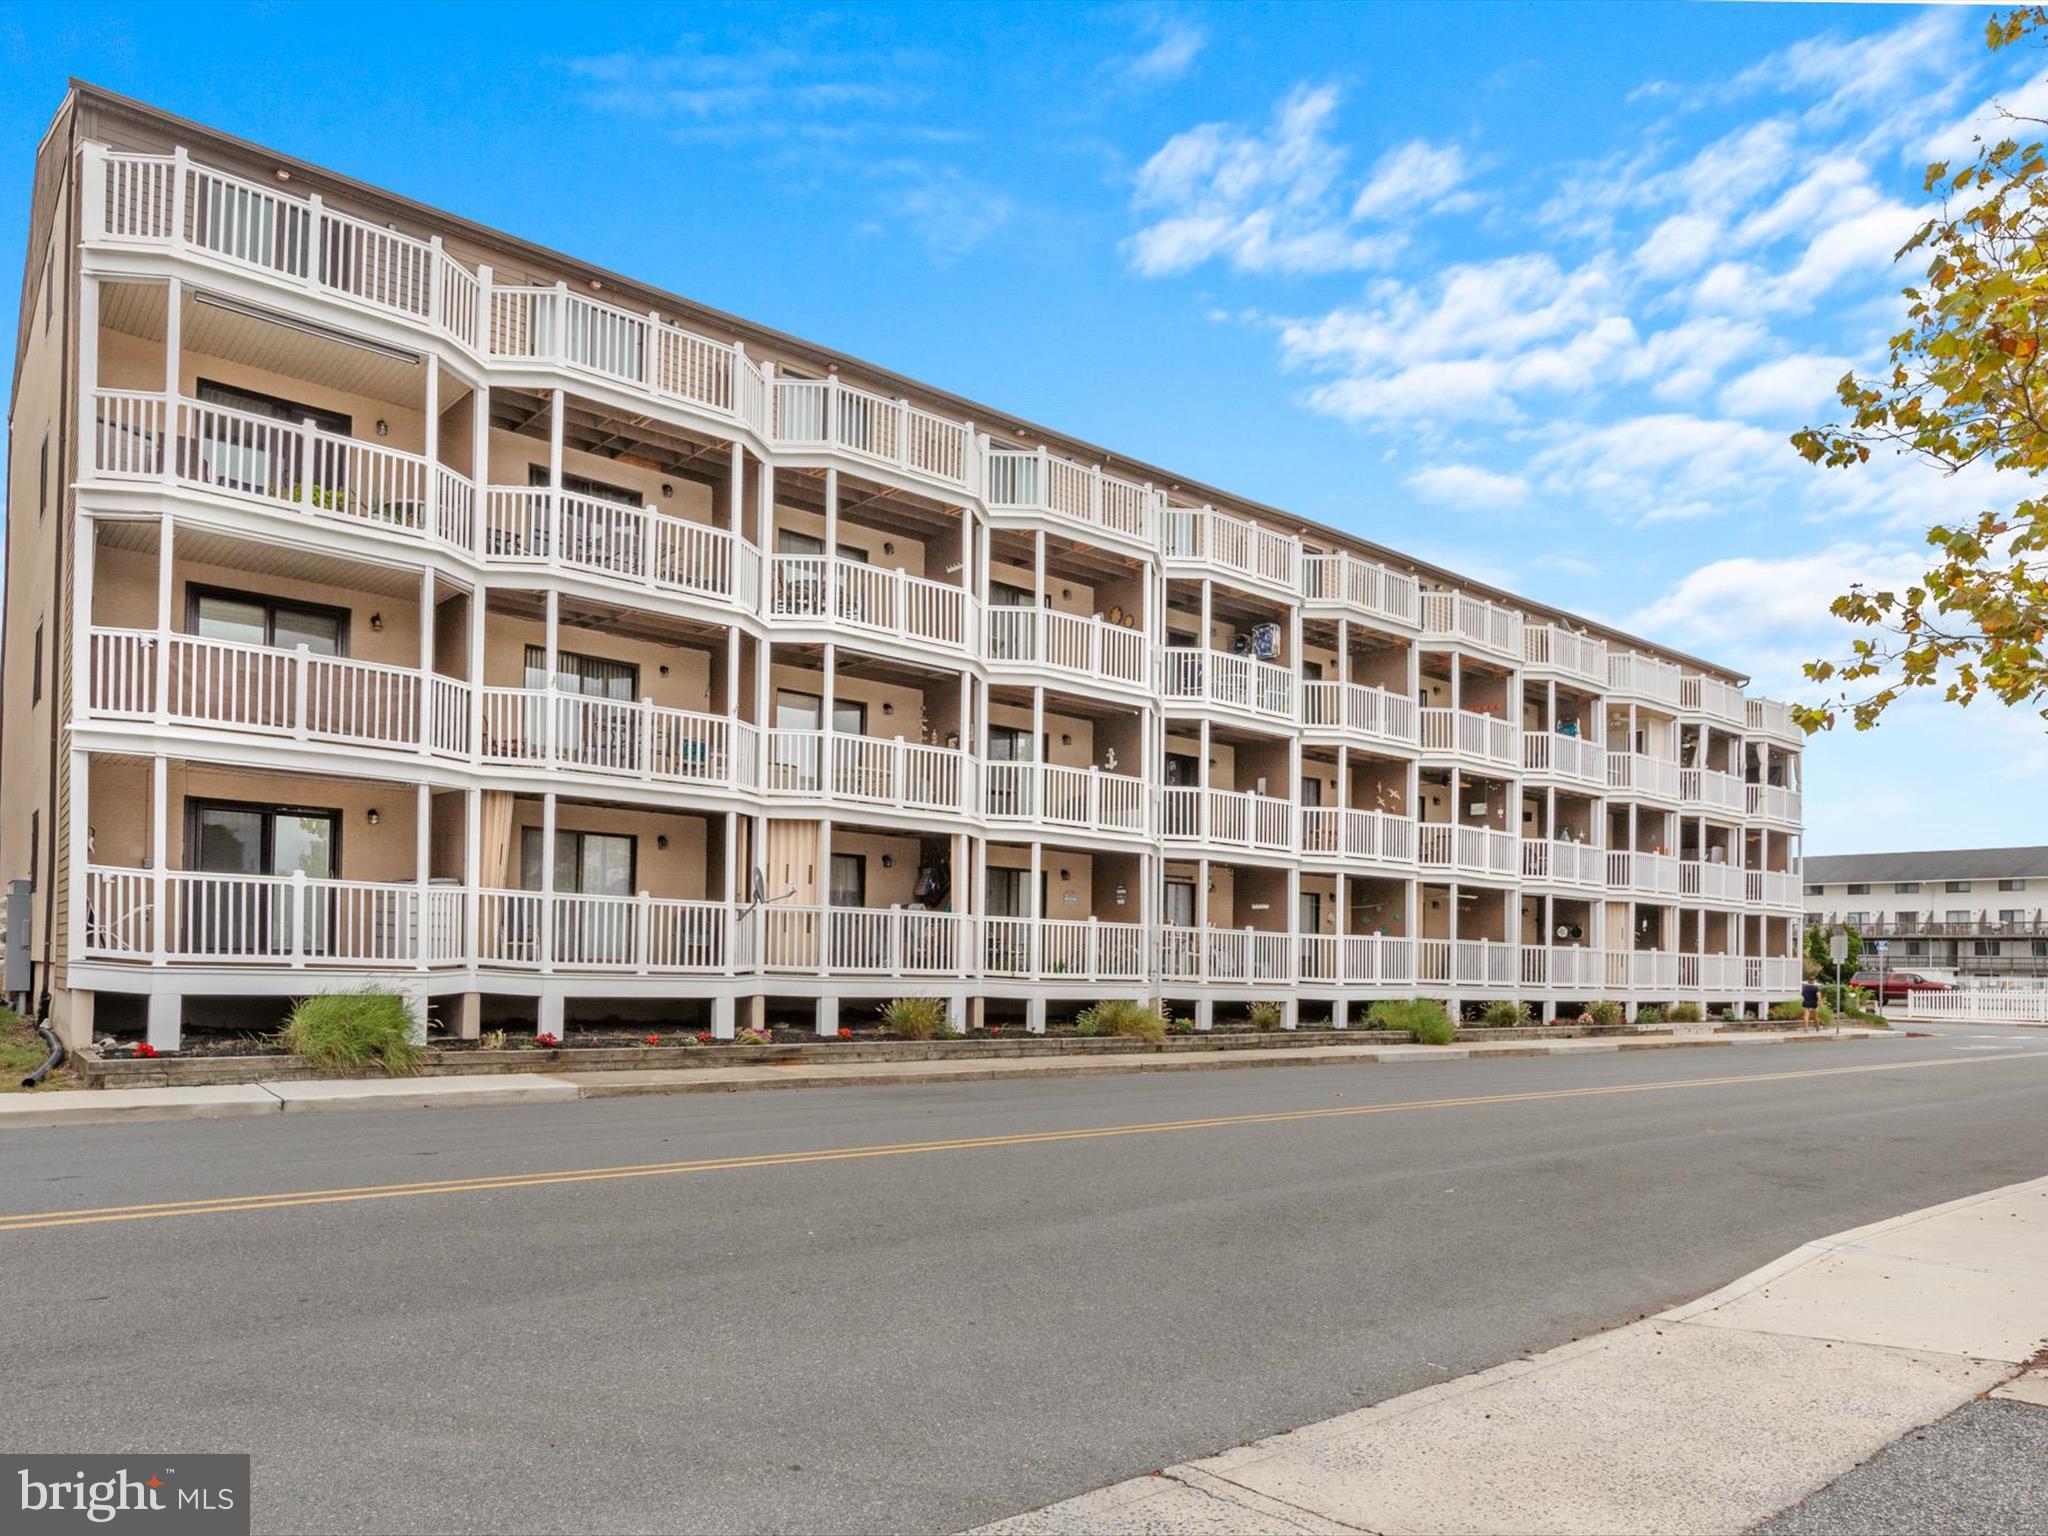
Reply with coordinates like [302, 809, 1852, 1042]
[1351, 140, 1480, 221]
[1636, 213, 1721, 277]
[1732, 8, 1969, 125]
[1624, 540, 1926, 674]
[1127, 85, 1408, 275]
[1717, 353, 1851, 419]
[1122, 15, 1206, 84]
[1534, 414, 1790, 525]
[1276, 254, 1632, 422]
[1125, 89, 1484, 277]
[1407, 463, 1532, 509]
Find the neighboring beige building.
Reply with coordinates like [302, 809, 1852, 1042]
[2, 83, 1806, 1048]
[1805, 847, 2048, 979]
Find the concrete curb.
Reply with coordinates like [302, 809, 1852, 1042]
[968, 1174, 2048, 1536]
[0, 1028, 1901, 1129]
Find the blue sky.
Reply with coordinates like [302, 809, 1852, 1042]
[2, 1, 2042, 854]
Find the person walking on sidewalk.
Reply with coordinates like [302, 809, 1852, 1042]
[1801, 979, 1821, 1030]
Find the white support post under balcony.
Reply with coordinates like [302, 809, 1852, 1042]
[417, 567, 434, 757]
[414, 782, 431, 972]
[423, 355, 440, 538]
[161, 275, 181, 489]
[463, 787, 481, 967]
[539, 793, 557, 982]
[149, 756, 168, 969]
[467, 583, 485, 766]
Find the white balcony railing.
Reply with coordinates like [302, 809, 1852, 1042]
[1675, 952, 1745, 991]
[1297, 933, 1414, 985]
[772, 375, 973, 489]
[1522, 729, 1605, 784]
[982, 917, 1147, 981]
[1679, 861, 1746, 902]
[1418, 706, 1519, 768]
[1521, 838, 1605, 887]
[1522, 945, 1607, 989]
[1299, 552, 1419, 627]
[750, 905, 965, 976]
[475, 889, 735, 972]
[1747, 783, 1802, 823]
[763, 732, 970, 815]
[483, 485, 756, 610]
[1161, 506, 1302, 589]
[1607, 652, 1684, 707]
[1416, 938, 1518, 988]
[1419, 591, 1522, 658]
[1159, 926, 1296, 985]
[983, 448, 1155, 543]
[87, 628, 469, 758]
[1680, 674, 1746, 727]
[1416, 824, 1520, 878]
[1745, 869, 1799, 909]
[1747, 697, 1799, 739]
[1607, 750, 1680, 800]
[1606, 850, 1680, 896]
[983, 763, 1148, 837]
[479, 689, 756, 790]
[1159, 647, 1296, 722]
[1680, 766, 1746, 813]
[766, 555, 970, 651]
[1522, 625, 1607, 686]
[86, 867, 465, 967]
[1298, 681, 1419, 747]
[983, 606, 1150, 689]
[1160, 787, 1295, 853]
[1299, 808, 1417, 865]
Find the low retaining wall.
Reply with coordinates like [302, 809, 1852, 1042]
[73, 1022, 1639, 1090]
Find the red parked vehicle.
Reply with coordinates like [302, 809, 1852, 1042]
[1850, 970, 1951, 1004]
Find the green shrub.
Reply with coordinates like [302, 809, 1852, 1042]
[878, 996, 948, 1040]
[1714, 1006, 1738, 1022]
[1768, 1000, 1802, 1020]
[1166, 1016, 1195, 1036]
[1074, 998, 1168, 1043]
[1585, 999, 1625, 1028]
[1480, 999, 1529, 1027]
[1668, 1002, 1703, 1023]
[1247, 1001, 1284, 1032]
[279, 989, 421, 1077]
[1368, 998, 1455, 1045]
[1635, 1004, 1666, 1025]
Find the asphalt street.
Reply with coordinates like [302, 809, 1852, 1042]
[4, 1022, 2046, 1535]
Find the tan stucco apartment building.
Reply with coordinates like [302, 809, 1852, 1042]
[1, 83, 1807, 1048]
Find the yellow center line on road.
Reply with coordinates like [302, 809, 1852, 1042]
[5, 1048, 2045, 1234]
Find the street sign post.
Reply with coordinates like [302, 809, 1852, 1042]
[1827, 929, 1849, 1024]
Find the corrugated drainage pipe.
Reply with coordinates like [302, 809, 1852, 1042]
[21, 999, 64, 1088]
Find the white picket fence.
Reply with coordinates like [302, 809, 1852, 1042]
[1891, 990, 2048, 1025]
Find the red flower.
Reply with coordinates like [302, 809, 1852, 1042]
[990, 1026, 1002, 1035]
[837, 1028, 853, 1040]
[695, 1031, 712, 1044]
[535, 1032, 560, 1048]
[643, 1034, 661, 1046]
[133, 1041, 159, 1058]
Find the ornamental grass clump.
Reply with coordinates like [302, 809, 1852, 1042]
[878, 996, 948, 1040]
[1074, 999, 1168, 1044]
[1480, 999, 1529, 1027]
[1247, 1001, 1284, 1032]
[279, 989, 421, 1077]
[1668, 1002, 1704, 1023]
[1367, 998, 1455, 1045]
[1585, 999, 1625, 1028]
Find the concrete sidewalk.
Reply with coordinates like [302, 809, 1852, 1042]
[971, 1175, 2048, 1536]
[0, 1029, 1898, 1129]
